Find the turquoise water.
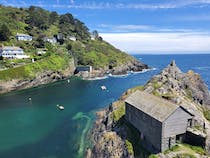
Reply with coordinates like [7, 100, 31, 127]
[0, 54, 210, 158]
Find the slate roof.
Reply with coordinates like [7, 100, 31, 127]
[125, 90, 192, 122]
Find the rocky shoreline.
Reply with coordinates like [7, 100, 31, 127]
[0, 58, 148, 94]
[76, 58, 149, 80]
[88, 61, 210, 158]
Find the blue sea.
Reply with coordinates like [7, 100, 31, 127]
[0, 54, 210, 158]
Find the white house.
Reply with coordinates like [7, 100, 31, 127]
[0, 46, 29, 59]
[37, 48, 47, 55]
[69, 36, 76, 41]
[44, 37, 57, 44]
[16, 33, 32, 41]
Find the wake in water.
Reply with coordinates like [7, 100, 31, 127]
[72, 112, 92, 158]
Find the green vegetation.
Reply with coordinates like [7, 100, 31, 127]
[125, 140, 134, 155]
[164, 144, 180, 154]
[112, 101, 125, 122]
[182, 144, 205, 155]
[163, 143, 205, 157]
[0, 5, 137, 81]
[148, 154, 158, 158]
[203, 107, 210, 121]
[0, 54, 72, 80]
[152, 81, 161, 89]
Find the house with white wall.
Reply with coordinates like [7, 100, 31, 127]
[0, 46, 29, 59]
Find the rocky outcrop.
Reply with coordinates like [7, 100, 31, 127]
[144, 60, 210, 107]
[76, 59, 149, 79]
[0, 59, 75, 94]
[90, 106, 134, 158]
[90, 60, 210, 157]
[111, 59, 148, 75]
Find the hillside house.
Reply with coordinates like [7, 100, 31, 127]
[69, 36, 76, 41]
[37, 48, 47, 55]
[16, 33, 32, 41]
[44, 37, 57, 44]
[75, 66, 92, 73]
[0, 46, 29, 59]
[125, 90, 194, 153]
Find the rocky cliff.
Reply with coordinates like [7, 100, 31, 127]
[89, 60, 210, 158]
[0, 59, 75, 94]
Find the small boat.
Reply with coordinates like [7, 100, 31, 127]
[101, 86, 107, 90]
[56, 104, 64, 110]
[67, 79, 70, 83]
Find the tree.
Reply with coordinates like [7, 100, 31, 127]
[49, 11, 58, 24]
[92, 30, 99, 39]
[25, 6, 49, 30]
[0, 24, 11, 41]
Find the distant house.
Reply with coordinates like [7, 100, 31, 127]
[75, 66, 92, 73]
[125, 90, 194, 153]
[69, 36, 76, 41]
[44, 37, 57, 44]
[0, 46, 29, 59]
[16, 33, 32, 41]
[91, 35, 95, 40]
[37, 48, 47, 55]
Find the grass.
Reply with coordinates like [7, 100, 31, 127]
[163, 143, 205, 157]
[148, 154, 158, 158]
[125, 140, 134, 155]
[75, 40, 136, 68]
[152, 81, 161, 89]
[112, 101, 125, 122]
[0, 54, 72, 80]
[164, 144, 180, 154]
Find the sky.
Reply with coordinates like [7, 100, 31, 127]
[1, 0, 210, 54]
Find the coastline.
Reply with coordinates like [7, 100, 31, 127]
[0, 59, 148, 95]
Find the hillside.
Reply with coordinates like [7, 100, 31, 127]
[0, 5, 148, 93]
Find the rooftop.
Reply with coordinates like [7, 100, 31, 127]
[0, 46, 23, 50]
[16, 33, 32, 37]
[125, 90, 181, 122]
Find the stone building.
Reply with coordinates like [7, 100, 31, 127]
[125, 90, 194, 153]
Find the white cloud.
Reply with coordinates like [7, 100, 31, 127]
[2, 0, 210, 10]
[47, 0, 210, 10]
[98, 24, 153, 32]
[100, 32, 210, 53]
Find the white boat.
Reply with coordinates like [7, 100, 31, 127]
[56, 104, 64, 110]
[101, 86, 107, 90]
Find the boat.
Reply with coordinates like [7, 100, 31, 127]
[67, 79, 70, 83]
[56, 104, 64, 110]
[101, 86, 107, 90]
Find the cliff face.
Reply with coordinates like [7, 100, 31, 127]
[0, 59, 75, 94]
